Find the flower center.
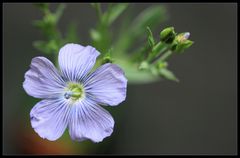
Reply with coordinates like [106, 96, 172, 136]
[64, 82, 84, 101]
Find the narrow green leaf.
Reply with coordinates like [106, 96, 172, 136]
[91, 3, 102, 21]
[106, 3, 129, 25]
[130, 5, 167, 38]
[114, 57, 158, 84]
[159, 68, 179, 82]
[115, 5, 167, 52]
[55, 4, 66, 23]
[146, 26, 155, 48]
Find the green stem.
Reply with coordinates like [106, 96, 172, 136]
[105, 3, 113, 25]
[147, 42, 168, 62]
[130, 44, 150, 62]
[158, 50, 173, 62]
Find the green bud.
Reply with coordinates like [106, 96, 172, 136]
[102, 48, 113, 64]
[173, 40, 194, 53]
[160, 27, 176, 44]
[102, 56, 113, 64]
[171, 32, 193, 53]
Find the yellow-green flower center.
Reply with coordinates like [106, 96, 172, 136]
[64, 82, 84, 101]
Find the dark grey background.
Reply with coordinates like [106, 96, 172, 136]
[3, 3, 237, 155]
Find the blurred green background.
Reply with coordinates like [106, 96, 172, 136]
[3, 3, 237, 155]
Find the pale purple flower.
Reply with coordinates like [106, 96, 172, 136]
[23, 44, 127, 142]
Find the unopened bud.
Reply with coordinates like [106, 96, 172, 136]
[160, 27, 176, 44]
[176, 32, 190, 43]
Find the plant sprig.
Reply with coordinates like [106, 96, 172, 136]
[33, 3, 79, 58]
[33, 3, 193, 84]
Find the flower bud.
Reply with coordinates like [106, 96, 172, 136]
[102, 48, 113, 64]
[176, 32, 190, 42]
[160, 27, 176, 44]
[172, 32, 193, 53]
[174, 40, 193, 53]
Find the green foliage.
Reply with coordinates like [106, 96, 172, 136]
[33, 3, 193, 84]
[33, 3, 79, 57]
[90, 3, 129, 55]
[129, 27, 193, 83]
[64, 22, 80, 43]
[147, 26, 155, 48]
[159, 68, 179, 82]
[172, 33, 194, 53]
[114, 5, 167, 53]
[102, 3, 129, 26]
[102, 48, 114, 64]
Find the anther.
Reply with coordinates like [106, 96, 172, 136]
[64, 91, 72, 99]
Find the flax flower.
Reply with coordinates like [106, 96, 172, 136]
[23, 44, 127, 142]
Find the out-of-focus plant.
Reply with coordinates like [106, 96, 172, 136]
[33, 3, 80, 64]
[33, 3, 193, 85]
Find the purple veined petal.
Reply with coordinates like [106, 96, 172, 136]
[30, 98, 71, 141]
[23, 57, 66, 99]
[58, 43, 100, 82]
[83, 63, 127, 106]
[68, 98, 114, 143]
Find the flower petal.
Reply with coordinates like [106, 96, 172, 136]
[83, 63, 127, 106]
[58, 44, 100, 82]
[30, 98, 71, 141]
[69, 98, 114, 143]
[23, 57, 66, 99]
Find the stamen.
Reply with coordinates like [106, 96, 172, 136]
[64, 82, 85, 101]
[64, 91, 72, 99]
